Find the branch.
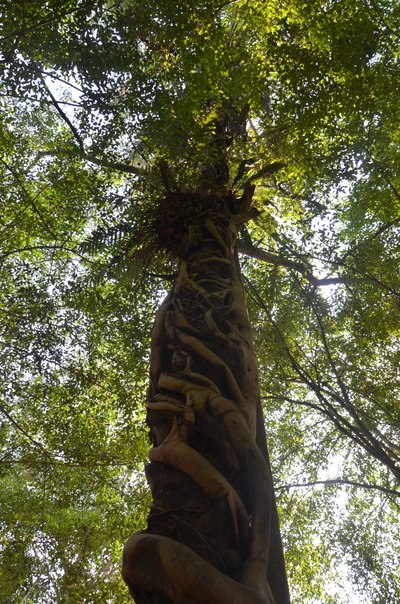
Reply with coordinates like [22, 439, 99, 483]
[0, 0, 128, 44]
[214, 0, 241, 12]
[0, 403, 47, 452]
[238, 242, 346, 286]
[340, 216, 400, 264]
[37, 149, 144, 176]
[359, 144, 400, 200]
[0, 91, 82, 108]
[31, 69, 85, 95]
[266, 394, 326, 415]
[0, 457, 136, 468]
[0, 244, 95, 265]
[296, 275, 400, 480]
[0, 156, 58, 239]
[275, 478, 400, 498]
[244, 277, 398, 464]
[0, 1, 98, 43]
[365, 0, 400, 41]
[39, 76, 84, 151]
[247, 216, 399, 297]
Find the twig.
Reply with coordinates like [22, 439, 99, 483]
[0, 404, 47, 452]
[276, 478, 400, 498]
[0, 1, 98, 42]
[39, 76, 84, 151]
[0, 157, 58, 239]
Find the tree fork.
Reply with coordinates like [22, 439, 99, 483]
[123, 195, 290, 603]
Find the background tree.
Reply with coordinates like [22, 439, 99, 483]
[0, 0, 399, 602]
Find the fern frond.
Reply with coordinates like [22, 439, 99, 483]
[79, 223, 132, 255]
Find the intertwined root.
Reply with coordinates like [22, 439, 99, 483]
[123, 390, 275, 603]
[123, 533, 275, 604]
[123, 207, 281, 604]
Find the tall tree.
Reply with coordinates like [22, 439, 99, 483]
[0, 0, 399, 602]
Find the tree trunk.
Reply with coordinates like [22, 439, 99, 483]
[122, 193, 290, 603]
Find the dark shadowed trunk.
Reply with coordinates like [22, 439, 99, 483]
[123, 193, 290, 603]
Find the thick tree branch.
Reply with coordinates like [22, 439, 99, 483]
[239, 242, 346, 286]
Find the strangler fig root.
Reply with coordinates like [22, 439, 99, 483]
[123, 199, 289, 604]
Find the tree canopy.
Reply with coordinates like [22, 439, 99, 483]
[0, 0, 399, 602]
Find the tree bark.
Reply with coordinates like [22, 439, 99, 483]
[122, 194, 290, 603]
